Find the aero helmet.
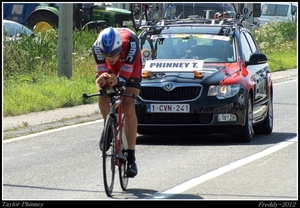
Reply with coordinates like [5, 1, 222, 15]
[97, 27, 122, 57]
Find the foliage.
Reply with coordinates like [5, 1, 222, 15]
[3, 22, 297, 116]
[252, 21, 297, 72]
[253, 21, 297, 51]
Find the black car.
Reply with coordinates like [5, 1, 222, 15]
[132, 5, 273, 142]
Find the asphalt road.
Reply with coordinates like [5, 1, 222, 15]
[2, 69, 297, 202]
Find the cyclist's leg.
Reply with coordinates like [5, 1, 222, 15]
[122, 80, 140, 177]
[122, 87, 139, 150]
[96, 75, 110, 119]
[98, 95, 110, 118]
[98, 95, 111, 151]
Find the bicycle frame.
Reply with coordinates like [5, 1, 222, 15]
[83, 87, 137, 164]
[83, 86, 137, 196]
[107, 94, 124, 167]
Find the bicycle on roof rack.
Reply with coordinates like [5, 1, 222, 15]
[82, 86, 137, 197]
[130, 3, 179, 30]
[130, 3, 255, 32]
[130, 3, 160, 31]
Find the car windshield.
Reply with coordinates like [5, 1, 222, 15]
[261, 4, 289, 16]
[141, 34, 236, 63]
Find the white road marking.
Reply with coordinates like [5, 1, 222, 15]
[274, 79, 297, 85]
[3, 120, 102, 143]
[149, 136, 297, 199]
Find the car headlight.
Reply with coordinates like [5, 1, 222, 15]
[207, 84, 240, 99]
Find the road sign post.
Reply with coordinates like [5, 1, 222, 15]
[58, 3, 73, 78]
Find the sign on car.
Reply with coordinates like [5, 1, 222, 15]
[144, 60, 204, 72]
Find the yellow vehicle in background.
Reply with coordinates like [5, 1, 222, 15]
[4, 3, 132, 33]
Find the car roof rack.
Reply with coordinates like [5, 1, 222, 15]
[131, 4, 254, 33]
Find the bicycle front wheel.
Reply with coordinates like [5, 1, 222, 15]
[103, 116, 116, 197]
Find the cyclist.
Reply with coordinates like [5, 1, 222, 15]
[92, 27, 142, 178]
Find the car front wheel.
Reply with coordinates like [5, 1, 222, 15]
[253, 92, 273, 134]
[232, 93, 254, 142]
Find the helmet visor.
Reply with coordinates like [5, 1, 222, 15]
[101, 48, 122, 58]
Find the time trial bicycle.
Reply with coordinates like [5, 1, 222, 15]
[83, 86, 137, 197]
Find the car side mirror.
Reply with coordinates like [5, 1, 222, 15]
[246, 52, 268, 66]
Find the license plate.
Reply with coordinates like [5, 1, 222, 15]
[147, 104, 190, 113]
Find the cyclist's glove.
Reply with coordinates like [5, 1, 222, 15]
[116, 76, 127, 89]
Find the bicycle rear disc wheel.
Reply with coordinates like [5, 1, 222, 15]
[119, 114, 128, 190]
[103, 117, 116, 197]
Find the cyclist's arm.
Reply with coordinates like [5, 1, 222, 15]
[92, 40, 112, 89]
[119, 33, 140, 81]
[92, 41, 109, 77]
[97, 73, 125, 88]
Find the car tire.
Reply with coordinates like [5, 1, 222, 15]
[253, 92, 273, 135]
[232, 93, 254, 142]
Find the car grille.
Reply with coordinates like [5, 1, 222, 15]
[137, 113, 213, 124]
[139, 86, 201, 101]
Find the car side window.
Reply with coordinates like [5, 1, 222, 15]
[240, 33, 251, 62]
[244, 32, 259, 53]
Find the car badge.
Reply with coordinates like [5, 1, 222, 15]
[163, 83, 173, 91]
